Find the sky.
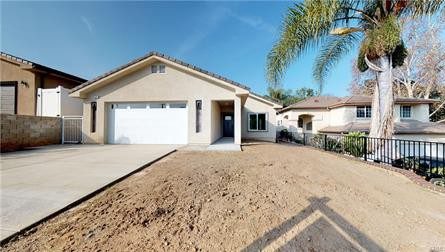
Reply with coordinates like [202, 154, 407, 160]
[0, 1, 357, 97]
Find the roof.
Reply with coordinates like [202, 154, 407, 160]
[329, 95, 437, 108]
[280, 95, 438, 113]
[70, 51, 251, 93]
[319, 120, 445, 135]
[279, 96, 343, 112]
[0, 52, 86, 83]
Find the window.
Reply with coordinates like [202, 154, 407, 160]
[196, 100, 202, 132]
[248, 113, 267, 131]
[169, 103, 186, 108]
[150, 103, 166, 109]
[306, 121, 312, 131]
[150, 64, 166, 74]
[91, 102, 97, 133]
[356, 106, 371, 118]
[298, 118, 303, 128]
[400, 105, 411, 118]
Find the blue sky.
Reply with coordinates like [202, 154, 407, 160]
[1, 1, 356, 96]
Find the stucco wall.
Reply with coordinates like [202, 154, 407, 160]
[0, 59, 36, 115]
[0, 114, 61, 152]
[279, 109, 330, 134]
[241, 96, 278, 142]
[79, 61, 275, 144]
[394, 134, 445, 143]
[210, 101, 222, 143]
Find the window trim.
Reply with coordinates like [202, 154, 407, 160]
[247, 112, 268, 132]
[356, 106, 371, 119]
[400, 105, 412, 118]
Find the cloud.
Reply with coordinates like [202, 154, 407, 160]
[227, 10, 277, 35]
[175, 6, 276, 57]
[81, 16, 93, 34]
[176, 7, 228, 57]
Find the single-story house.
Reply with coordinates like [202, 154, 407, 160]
[0, 52, 86, 115]
[277, 95, 445, 142]
[70, 52, 282, 146]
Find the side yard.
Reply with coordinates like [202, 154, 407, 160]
[2, 143, 445, 251]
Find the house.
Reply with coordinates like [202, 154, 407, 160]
[0, 52, 86, 115]
[277, 95, 445, 142]
[69, 52, 282, 145]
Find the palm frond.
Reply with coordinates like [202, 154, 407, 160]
[266, 0, 343, 86]
[313, 33, 360, 91]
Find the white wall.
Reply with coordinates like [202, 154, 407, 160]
[242, 96, 278, 142]
[37, 86, 82, 117]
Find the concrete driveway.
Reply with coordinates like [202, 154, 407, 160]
[0, 144, 179, 241]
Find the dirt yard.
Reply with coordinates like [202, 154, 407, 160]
[2, 143, 445, 251]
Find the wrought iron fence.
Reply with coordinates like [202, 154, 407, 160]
[62, 116, 83, 144]
[277, 131, 445, 180]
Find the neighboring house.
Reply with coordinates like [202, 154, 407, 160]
[277, 95, 445, 142]
[69, 52, 282, 145]
[0, 52, 86, 115]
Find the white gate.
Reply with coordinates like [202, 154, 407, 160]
[62, 116, 83, 144]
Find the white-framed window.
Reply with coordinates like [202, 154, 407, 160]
[150, 64, 166, 74]
[356, 106, 371, 118]
[248, 113, 267, 131]
[306, 121, 312, 131]
[400, 105, 411, 118]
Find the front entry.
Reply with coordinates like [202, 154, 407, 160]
[222, 113, 234, 137]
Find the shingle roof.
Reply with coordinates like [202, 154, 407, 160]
[279, 96, 343, 112]
[280, 95, 438, 113]
[319, 120, 445, 135]
[70, 51, 252, 93]
[1, 51, 86, 83]
[329, 95, 437, 108]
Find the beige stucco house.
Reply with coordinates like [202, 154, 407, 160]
[277, 96, 445, 142]
[0, 52, 86, 115]
[70, 52, 282, 146]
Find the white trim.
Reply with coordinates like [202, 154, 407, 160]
[247, 112, 268, 132]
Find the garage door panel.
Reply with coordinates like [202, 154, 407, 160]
[108, 103, 188, 144]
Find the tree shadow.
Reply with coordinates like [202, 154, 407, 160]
[242, 196, 384, 252]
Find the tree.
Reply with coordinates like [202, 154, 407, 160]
[266, 0, 444, 139]
[350, 14, 445, 122]
[267, 87, 315, 107]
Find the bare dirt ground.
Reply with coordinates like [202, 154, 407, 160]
[2, 143, 445, 251]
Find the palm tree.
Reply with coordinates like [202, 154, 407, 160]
[267, 0, 444, 139]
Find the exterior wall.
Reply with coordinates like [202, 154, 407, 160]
[241, 96, 278, 142]
[0, 59, 36, 115]
[0, 58, 83, 115]
[411, 104, 429, 122]
[0, 114, 61, 152]
[81, 61, 241, 144]
[279, 109, 331, 134]
[210, 101, 222, 143]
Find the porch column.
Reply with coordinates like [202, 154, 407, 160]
[234, 96, 241, 144]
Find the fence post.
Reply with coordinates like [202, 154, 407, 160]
[303, 133, 306, 146]
[363, 137, 367, 161]
[324, 134, 327, 151]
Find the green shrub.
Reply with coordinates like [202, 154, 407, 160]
[343, 132, 365, 158]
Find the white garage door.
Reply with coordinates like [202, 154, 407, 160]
[108, 102, 188, 144]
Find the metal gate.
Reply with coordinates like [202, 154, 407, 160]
[62, 116, 83, 144]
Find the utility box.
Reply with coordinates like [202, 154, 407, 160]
[37, 86, 82, 117]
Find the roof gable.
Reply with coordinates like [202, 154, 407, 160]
[70, 52, 251, 97]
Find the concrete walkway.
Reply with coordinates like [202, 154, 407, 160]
[0, 144, 179, 241]
[207, 137, 241, 151]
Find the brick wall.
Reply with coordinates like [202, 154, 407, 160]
[1, 114, 61, 152]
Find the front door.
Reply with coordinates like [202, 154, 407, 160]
[222, 113, 234, 137]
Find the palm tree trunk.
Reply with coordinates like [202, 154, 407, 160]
[369, 55, 395, 139]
